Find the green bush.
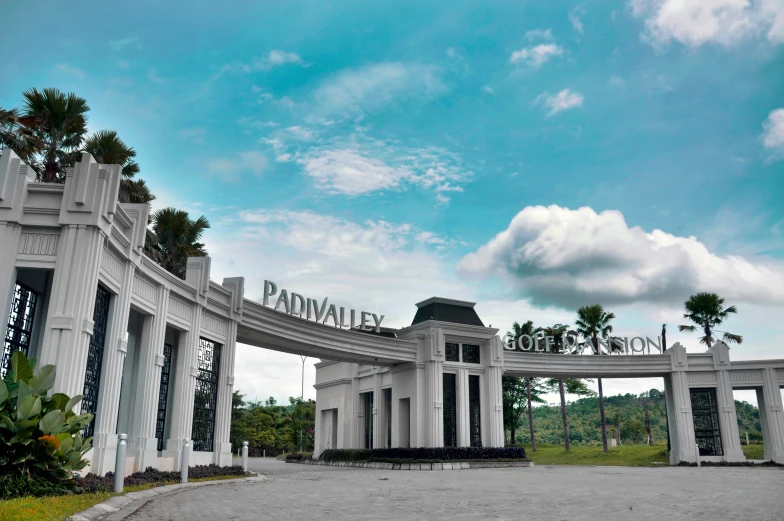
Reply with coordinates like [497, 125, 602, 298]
[0, 351, 94, 499]
[320, 447, 527, 463]
[284, 452, 313, 461]
[320, 449, 372, 462]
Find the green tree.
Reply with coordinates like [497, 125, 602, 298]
[0, 108, 40, 159]
[545, 377, 594, 451]
[505, 320, 544, 451]
[502, 376, 546, 446]
[83, 130, 154, 204]
[146, 208, 210, 278]
[575, 304, 615, 452]
[678, 292, 743, 347]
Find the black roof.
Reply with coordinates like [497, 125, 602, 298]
[411, 297, 484, 327]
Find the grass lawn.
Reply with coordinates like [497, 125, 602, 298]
[520, 442, 670, 466]
[0, 475, 243, 521]
[742, 444, 765, 460]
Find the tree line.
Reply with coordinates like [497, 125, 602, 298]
[230, 392, 316, 456]
[503, 293, 743, 452]
[1, 88, 209, 279]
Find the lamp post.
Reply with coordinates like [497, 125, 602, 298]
[300, 355, 306, 452]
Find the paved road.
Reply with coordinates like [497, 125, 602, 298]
[125, 458, 784, 520]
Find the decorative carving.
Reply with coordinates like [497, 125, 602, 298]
[202, 312, 228, 338]
[687, 372, 717, 385]
[729, 370, 762, 383]
[18, 233, 59, 256]
[132, 275, 156, 304]
[168, 296, 193, 322]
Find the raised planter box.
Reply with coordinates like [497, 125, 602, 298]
[288, 459, 534, 470]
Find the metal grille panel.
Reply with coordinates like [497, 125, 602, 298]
[469, 375, 482, 447]
[82, 286, 111, 438]
[362, 392, 374, 449]
[690, 388, 723, 456]
[462, 344, 481, 364]
[156, 343, 173, 451]
[192, 338, 221, 452]
[445, 343, 459, 362]
[443, 373, 457, 447]
[2, 284, 39, 378]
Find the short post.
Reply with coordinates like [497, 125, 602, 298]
[695, 444, 701, 467]
[242, 441, 248, 472]
[114, 434, 128, 493]
[181, 439, 190, 483]
[263, 449, 266, 459]
[745, 432, 749, 446]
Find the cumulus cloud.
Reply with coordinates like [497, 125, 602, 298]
[525, 29, 554, 41]
[300, 149, 410, 195]
[761, 108, 784, 160]
[534, 89, 584, 117]
[510, 43, 565, 68]
[457, 205, 784, 309]
[310, 62, 446, 119]
[205, 151, 267, 181]
[629, 0, 784, 47]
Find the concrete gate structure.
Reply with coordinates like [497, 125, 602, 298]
[1, 150, 783, 474]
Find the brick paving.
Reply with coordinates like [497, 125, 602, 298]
[124, 458, 784, 520]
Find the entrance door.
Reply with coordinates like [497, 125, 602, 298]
[443, 373, 457, 447]
[362, 392, 373, 449]
[398, 398, 410, 448]
[690, 388, 723, 456]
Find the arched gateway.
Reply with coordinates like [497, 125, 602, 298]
[1, 151, 783, 475]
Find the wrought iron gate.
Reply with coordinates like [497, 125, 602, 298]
[443, 373, 457, 447]
[2, 283, 39, 378]
[690, 388, 723, 456]
[192, 338, 221, 452]
[362, 392, 374, 449]
[82, 285, 111, 438]
[156, 343, 173, 451]
[469, 375, 481, 447]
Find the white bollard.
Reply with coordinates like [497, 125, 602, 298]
[114, 434, 128, 493]
[695, 444, 701, 467]
[181, 439, 190, 483]
[263, 449, 266, 459]
[242, 441, 248, 472]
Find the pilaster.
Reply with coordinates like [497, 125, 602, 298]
[0, 223, 21, 350]
[665, 344, 697, 463]
[485, 365, 504, 447]
[759, 368, 784, 463]
[212, 320, 237, 465]
[456, 369, 469, 447]
[424, 360, 443, 447]
[372, 372, 382, 449]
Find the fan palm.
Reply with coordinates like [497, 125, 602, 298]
[575, 304, 615, 452]
[678, 292, 742, 347]
[83, 130, 154, 204]
[19, 88, 90, 182]
[148, 208, 210, 278]
[0, 107, 41, 159]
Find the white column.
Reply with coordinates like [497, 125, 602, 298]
[0, 152, 29, 345]
[39, 225, 105, 397]
[90, 262, 135, 474]
[163, 306, 201, 467]
[456, 369, 469, 447]
[715, 369, 745, 462]
[212, 321, 237, 465]
[485, 366, 504, 448]
[424, 360, 443, 447]
[0, 223, 21, 349]
[372, 373, 382, 449]
[129, 286, 169, 470]
[667, 370, 697, 464]
[759, 368, 784, 463]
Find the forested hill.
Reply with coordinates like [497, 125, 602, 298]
[519, 390, 763, 446]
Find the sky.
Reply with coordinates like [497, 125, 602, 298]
[1, 0, 783, 407]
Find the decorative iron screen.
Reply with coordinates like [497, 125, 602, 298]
[362, 392, 374, 449]
[443, 373, 457, 447]
[385, 388, 392, 448]
[462, 344, 481, 364]
[690, 388, 723, 456]
[156, 343, 173, 451]
[469, 375, 482, 447]
[192, 338, 221, 452]
[2, 283, 39, 378]
[445, 343, 460, 362]
[82, 285, 111, 438]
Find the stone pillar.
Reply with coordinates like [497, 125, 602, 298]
[0, 223, 21, 347]
[424, 360, 443, 447]
[212, 320, 237, 465]
[758, 368, 784, 463]
[90, 262, 135, 474]
[709, 341, 745, 462]
[372, 372, 382, 449]
[0, 151, 30, 336]
[456, 369, 469, 447]
[665, 343, 697, 464]
[129, 285, 169, 470]
[485, 366, 504, 448]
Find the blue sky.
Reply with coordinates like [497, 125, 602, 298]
[2, 0, 783, 403]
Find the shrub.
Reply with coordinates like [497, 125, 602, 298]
[0, 352, 94, 499]
[320, 447, 527, 462]
[75, 465, 247, 493]
[285, 452, 313, 461]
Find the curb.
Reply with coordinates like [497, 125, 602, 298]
[288, 460, 534, 470]
[66, 475, 267, 521]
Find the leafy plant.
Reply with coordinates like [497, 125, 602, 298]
[0, 351, 93, 498]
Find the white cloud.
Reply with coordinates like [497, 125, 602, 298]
[147, 68, 165, 84]
[534, 89, 584, 117]
[630, 0, 784, 47]
[457, 205, 784, 308]
[300, 149, 410, 195]
[310, 62, 447, 119]
[525, 29, 554, 41]
[266, 50, 303, 67]
[178, 127, 206, 145]
[482, 85, 496, 95]
[109, 37, 140, 51]
[205, 151, 267, 181]
[510, 43, 565, 68]
[117, 60, 130, 69]
[761, 108, 784, 160]
[52, 64, 85, 79]
[218, 50, 304, 78]
[569, 7, 585, 35]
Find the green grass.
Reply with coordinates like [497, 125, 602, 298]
[521, 442, 670, 466]
[742, 444, 765, 460]
[0, 475, 246, 521]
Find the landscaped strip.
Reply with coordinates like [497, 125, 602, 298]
[290, 459, 533, 470]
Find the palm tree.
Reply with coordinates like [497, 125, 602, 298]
[678, 292, 743, 347]
[575, 304, 615, 452]
[148, 208, 210, 278]
[83, 130, 154, 204]
[18, 88, 90, 182]
[505, 320, 542, 451]
[539, 323, 580, 452]
[0, 108, 41, 159]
